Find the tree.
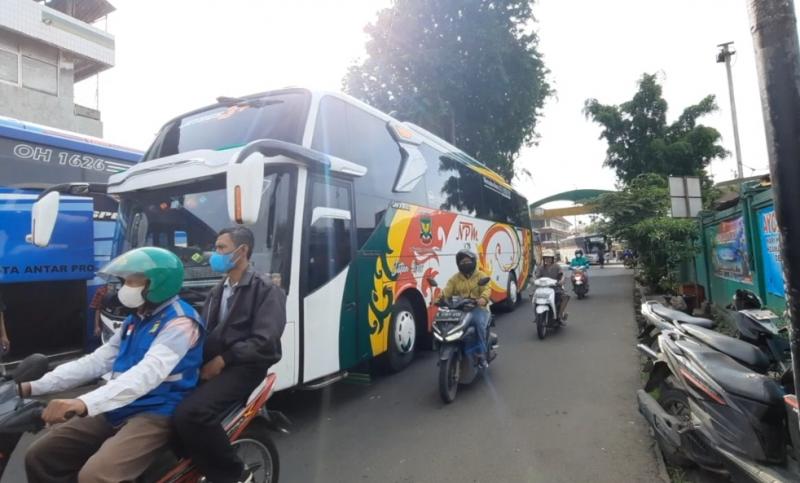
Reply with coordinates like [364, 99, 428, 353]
[344, 0, 551, 181]
[595, 174, 698, 291]
[584, 73, 727, 185]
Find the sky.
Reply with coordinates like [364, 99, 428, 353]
[79, 0, 796, 207]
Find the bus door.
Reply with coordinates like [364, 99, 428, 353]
[300, 174, 357, 384]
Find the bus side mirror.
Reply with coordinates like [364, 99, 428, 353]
[26, 191, 60, 247]
[227, 152, 265, 225]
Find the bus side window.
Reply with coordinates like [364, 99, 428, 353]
[306, 180, 353, 294]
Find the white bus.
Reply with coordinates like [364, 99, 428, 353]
[30, 88, 533, 390]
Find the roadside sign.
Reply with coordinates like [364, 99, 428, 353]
[669, 176, 702, 218]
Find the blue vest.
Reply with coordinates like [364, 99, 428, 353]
[106, 297, 205, 426]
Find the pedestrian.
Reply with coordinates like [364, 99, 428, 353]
[0, 290, 9, 354]
[173, 226, 287, 483]
[89, 284, 110, 338]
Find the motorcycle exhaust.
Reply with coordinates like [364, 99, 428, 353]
[637, 389, 683, 450]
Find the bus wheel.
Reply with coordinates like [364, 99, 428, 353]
[386, 298, 416, 372]
[502, 275, 519, 312]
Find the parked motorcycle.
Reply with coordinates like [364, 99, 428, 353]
[569, 265, 589, 299]
[0, 354, 288, 482]
[724, 289, 791, 373]
[532, 277, 563, 340]
[639, 299, 715, 349]
[637, 331, 799, 482]
[429, 277, 497, 404]
[640, 299, 781, 375]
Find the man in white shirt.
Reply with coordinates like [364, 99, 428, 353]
[21, 247, 205, 483]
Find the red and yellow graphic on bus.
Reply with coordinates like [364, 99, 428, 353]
[366, 204, 532, 357]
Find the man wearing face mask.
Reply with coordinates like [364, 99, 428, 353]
[173, 226, 286, 483]
[22, 247, 205, 483]
[438, 249, 492, 368]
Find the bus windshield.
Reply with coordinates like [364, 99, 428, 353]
[143, 91, 310, 160]
[115, 168, 296, 289]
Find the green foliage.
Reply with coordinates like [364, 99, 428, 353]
[632, 217, 699, 292]
[584, 73, 727, 185]
[595, 174, 698, 291]
[344, 0, 551, 181]
[595, 174, 669, 243]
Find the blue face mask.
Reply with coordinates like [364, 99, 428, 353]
[209, 247, 241, 273]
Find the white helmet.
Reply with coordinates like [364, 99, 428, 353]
[542, 249, 556, 258]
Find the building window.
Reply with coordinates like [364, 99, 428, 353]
[0, 48, 18, 84]
[22, 56, 58, 95]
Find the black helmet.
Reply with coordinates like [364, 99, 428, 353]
[575, 249, 583, 257]
[456, 249, 477, 276]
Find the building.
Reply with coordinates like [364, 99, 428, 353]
[532, 216, 573, 253]
[0, 0, 116, 136]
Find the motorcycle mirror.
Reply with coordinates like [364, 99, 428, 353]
[478, 277, 491, 286]
[13, 354, 49, 383]
[427, 278, 439, 288]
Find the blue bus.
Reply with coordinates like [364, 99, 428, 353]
[0, 116, 140, 365]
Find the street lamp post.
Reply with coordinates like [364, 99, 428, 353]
[717, 41, 745, 179]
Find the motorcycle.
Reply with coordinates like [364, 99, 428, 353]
[637, 330, 799, 482]
[569, 265, 589, 299]
[639, 299, 715, 348]
[724, 289, 791, 374]
[428, 277, 497, 404]
[0, 354, 289, 482]
[532, 277, 563, 340]
[641, 295, 790, 377]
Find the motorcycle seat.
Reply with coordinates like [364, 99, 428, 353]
[680, 339, 783, 405]
[651, 304, 715, 329]
[682, 324, 770, 374]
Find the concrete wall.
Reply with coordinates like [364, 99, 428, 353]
[0, 69, 102, 136]
[0, 27, 102, 136]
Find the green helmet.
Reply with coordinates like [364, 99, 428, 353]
[99, 247, 184, 304]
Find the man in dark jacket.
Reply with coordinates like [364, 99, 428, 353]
[173, 226, 286, 483]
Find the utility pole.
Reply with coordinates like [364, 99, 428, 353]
[717, 42, 745, 179]
[747, 0, 800, 423]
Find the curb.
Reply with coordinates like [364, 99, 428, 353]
[649, 429, 674, 483]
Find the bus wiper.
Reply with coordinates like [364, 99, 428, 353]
[215, 96, 284, 108]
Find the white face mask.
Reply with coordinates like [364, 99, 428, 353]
[118, 284, 146, 308]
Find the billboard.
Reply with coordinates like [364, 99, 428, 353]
[710, 216, 752, 284]
[758, 206, 784, 297]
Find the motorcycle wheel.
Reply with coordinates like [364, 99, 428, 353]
[536, 312, 548, 340]
[232, 421, 280, 482]
[656, 388, 696, 468]
[439, 352, 460, 404]
[576, 290, 585, 300]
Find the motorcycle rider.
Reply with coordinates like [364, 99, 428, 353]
[569, 249, 590, 290]
[21, 247, 205, 483]
[438, 250, 492, 368]
[570, 249, 590, 269]
[535, 249, 569, 321]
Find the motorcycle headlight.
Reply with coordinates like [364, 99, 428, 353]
[444, 330, 464, 342]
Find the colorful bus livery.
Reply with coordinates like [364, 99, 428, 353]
[355, 203, 532, 368]
[31, 88, 532, 389]
[0, 116, 141, 363]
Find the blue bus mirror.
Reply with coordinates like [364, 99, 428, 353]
[227, 152, 264, 225]
[26, 191, 60, 247]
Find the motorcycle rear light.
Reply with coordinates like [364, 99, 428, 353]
[785, 395, 799, 413]
[680, 368, 727, 405]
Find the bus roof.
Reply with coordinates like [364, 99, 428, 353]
[0, 115, 142, 163]
[149, 87, 520, 196]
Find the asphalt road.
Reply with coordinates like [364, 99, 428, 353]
[3, 267, 663, 483]
[270, 266, 663, 483]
